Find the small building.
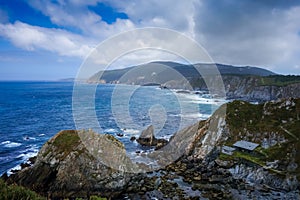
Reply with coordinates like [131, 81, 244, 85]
[233, 140, 259, 152]
[222, 145, 236, 155]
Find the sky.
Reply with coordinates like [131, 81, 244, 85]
[0, 0, 300, 80]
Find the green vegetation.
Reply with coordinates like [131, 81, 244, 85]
[225, 99, 300, 138]
[89, 196, 107, 200]
[221, 98, 300, 176]
[0, 179, 45, 200]
[52, 130, 81, 155]
[219, 98, 300, 178]
[226, 101, 264, 136]
[104, 134, 124, 149]
[259, 75, 300, 86]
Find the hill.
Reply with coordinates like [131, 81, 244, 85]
[88, 61, 276, 84]
[88, 61, 300, 102]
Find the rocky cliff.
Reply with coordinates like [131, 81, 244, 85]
[161, 98, 300, 199]
[189, 75, 300, 102]
[4, 98, 300, 199]
[88, 61, 300, 102]
[5, 130, 143, 198]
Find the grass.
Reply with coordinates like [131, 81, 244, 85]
[233, 151, 265, 166]
[52, 130, 81, 155]
[259, 75, 300, 86]
[0, 179, 45, 200]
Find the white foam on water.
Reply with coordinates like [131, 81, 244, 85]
[6, 146, 39, 176]
[123, 129, 140, 135]
[170, 113, 211, 120]
[104, 128, 117, 133]
[7, 165, 21, 176]
[1, 141, 22, 148]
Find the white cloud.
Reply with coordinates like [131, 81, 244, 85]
[106, 0, 196, 37]
[193, 1, 300, 74]
[27, 0, 136, 39]
[0, 21, 93, 57]
[1, 0, 300, 75]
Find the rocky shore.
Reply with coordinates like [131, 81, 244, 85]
[2, 98, 300, 199]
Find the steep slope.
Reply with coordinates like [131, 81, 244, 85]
[191, 75, 300, 102]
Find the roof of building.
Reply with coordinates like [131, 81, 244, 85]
[233, 140, 259, 151]
[222, 145, 236, 152]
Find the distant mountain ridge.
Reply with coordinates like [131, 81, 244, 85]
[88, 61, 300, 102]
[88, 61, 276, 84]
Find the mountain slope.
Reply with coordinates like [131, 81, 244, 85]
[88, 61, 276, 84]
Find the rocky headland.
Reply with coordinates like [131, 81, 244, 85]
[87, 61, 300, 102]
[2, 98, 300, 199]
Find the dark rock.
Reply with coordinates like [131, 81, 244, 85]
[6, 130, 144, 199]
[215, 159, 234, 168]
[28, 156, 37, 164]
[137, 125, 155, 146]
[116, 133, 124, 137]
[136, 125, 168, 148]
[1, 172, 8, 181]
[20, 162, 31, 169]
[130, 136, 136, 141]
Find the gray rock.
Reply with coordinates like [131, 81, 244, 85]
[137, 125, 168, 149]
[7, 130, 143, 199]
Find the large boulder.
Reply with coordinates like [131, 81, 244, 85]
[137, 125, 168, 149]
[6, 130, 143, 198]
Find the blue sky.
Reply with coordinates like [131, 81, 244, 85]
[0, 0, 300, 80]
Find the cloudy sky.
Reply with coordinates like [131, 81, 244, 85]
[0, 0, 300, 80]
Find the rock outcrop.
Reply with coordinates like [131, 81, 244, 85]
[191, 75, 300, 102]
[6, 130, 143, 198]
[137, 125, 168, 149]
[126, 98, 300, 199]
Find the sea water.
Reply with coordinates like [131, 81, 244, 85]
[0, 81, 224, 175]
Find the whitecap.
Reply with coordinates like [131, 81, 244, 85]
[1, 141, 22, 148]
[1, 141, 10, 145]
[181, 113, 211, 119]
[123, 129, 140, 135]
[17, 151, 38, 160]
[169, 113, 211, 119]
[7, 165, 21, 176]
[104, 128, 117, 133]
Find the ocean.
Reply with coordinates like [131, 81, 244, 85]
[0, 81, 224, 175]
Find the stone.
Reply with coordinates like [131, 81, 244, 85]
[6, 130, 143, 199]
[136, 125, 168, 148]
[137, 125, 155, 146]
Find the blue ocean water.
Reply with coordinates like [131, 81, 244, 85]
[0, 81, 223, 175]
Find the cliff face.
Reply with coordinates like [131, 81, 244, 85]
[184, 98, 300, 192]
[147, 98, 300, 199]
[6, 130, 143, 198]
[223, 76, 300, 102]
[190, 75, 300, 102]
